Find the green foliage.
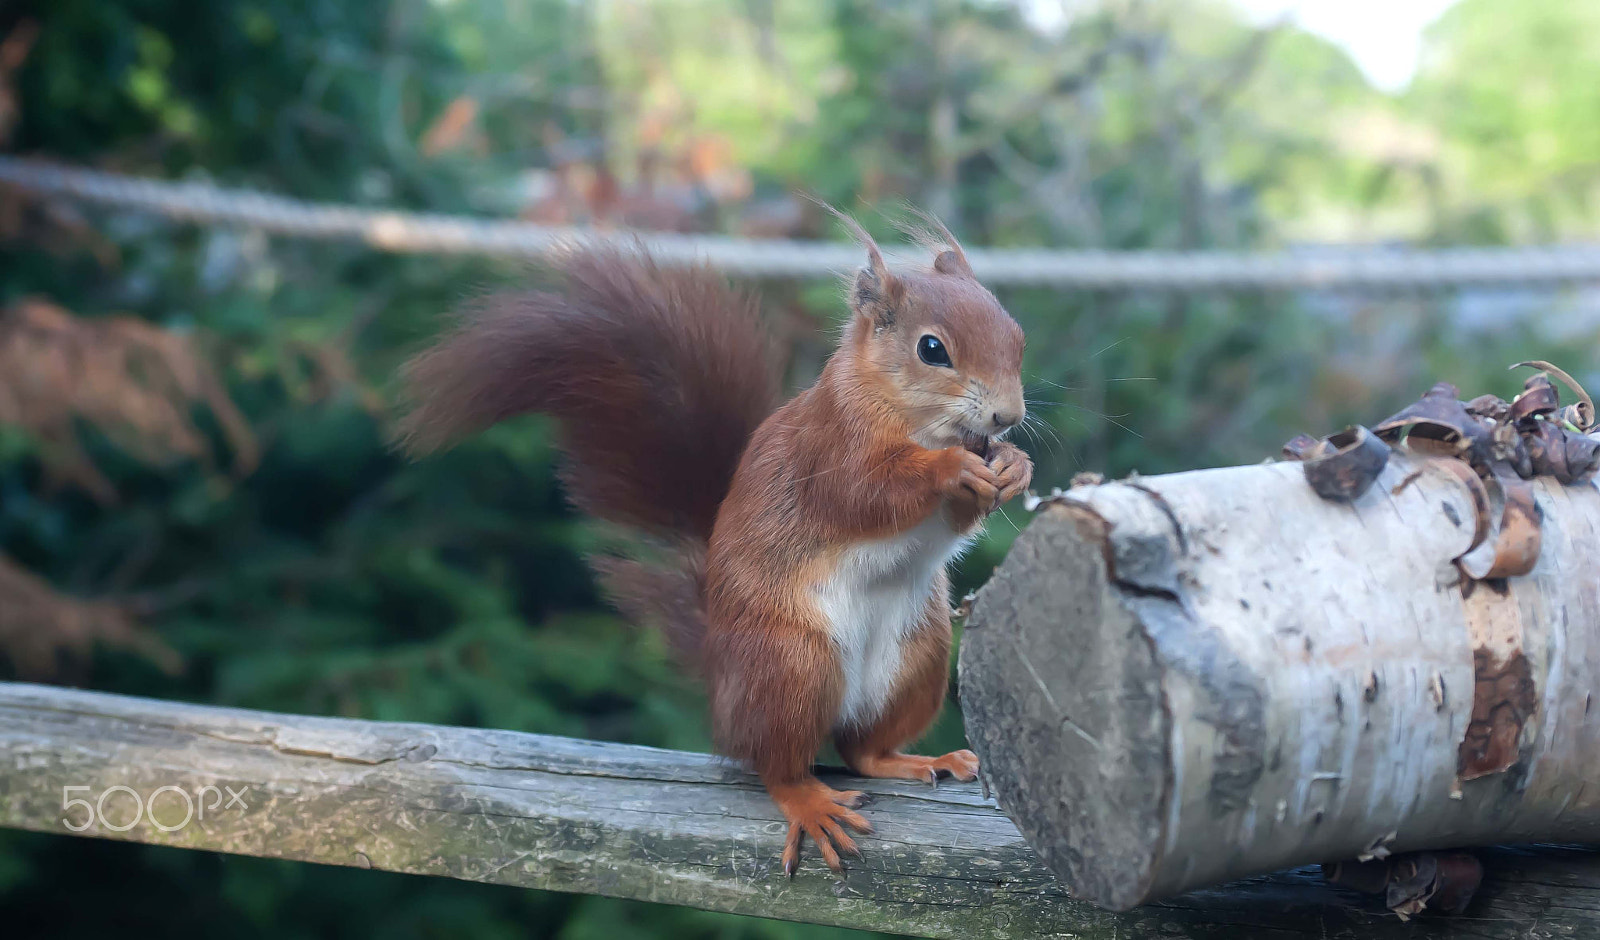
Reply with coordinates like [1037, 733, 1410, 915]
[1409, 0, 1600, 240]
[4, 1, 1600, 938]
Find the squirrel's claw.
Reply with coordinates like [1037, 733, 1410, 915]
[831, 788, 869, 809]
[782, 826, 804, 877]
[772, 780, 873, 877]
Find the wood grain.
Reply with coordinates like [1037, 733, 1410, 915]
[2, 682, 1597, 937]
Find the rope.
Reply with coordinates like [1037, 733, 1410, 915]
[6, 156, 1600, 290]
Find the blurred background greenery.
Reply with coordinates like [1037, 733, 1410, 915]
[2, 0, 1598, 936]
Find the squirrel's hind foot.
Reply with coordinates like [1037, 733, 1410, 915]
[769, 778, 873, 876]
[849, 749, 980, 787]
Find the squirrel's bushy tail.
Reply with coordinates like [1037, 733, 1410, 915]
[398, 245, 779, 663]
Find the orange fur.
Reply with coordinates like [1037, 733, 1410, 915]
[399, 215, 1033, 874]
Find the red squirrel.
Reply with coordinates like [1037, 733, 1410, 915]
[399, 213, 1031, 873]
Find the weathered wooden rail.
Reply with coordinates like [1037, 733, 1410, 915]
[1, 682, 1598, 937]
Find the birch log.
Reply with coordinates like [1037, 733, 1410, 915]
[959, 452, 1600, 912]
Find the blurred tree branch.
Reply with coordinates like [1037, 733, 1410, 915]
[0, 554, 179, 680]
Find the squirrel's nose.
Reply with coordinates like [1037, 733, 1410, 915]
[992, 410, 1022, 430]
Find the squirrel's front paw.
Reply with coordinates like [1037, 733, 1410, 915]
[987, 441, 1033, 505]
[941, 449, 1001, 514]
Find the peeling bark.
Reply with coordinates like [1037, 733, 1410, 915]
[961, 453, 1600, 913]
[1458, 581, 1539, 782]
[1460, 648, 1537, 780]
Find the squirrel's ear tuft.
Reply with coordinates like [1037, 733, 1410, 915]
[808, 196, 903, 329]
[904, 207, 972, 278]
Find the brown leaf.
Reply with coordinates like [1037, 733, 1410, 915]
[0, 555, 180, 679]
[0, 299, 258, 501]
[419, 95, 483, 158]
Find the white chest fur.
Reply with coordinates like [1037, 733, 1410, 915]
[814, 511, 976, 730]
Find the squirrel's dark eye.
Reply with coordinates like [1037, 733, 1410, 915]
[917, 334, 951, 367]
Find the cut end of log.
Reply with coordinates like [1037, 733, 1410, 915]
[958, 501, 1173, 912]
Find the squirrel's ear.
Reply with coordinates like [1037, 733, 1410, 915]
[932, 249, 972, 277]
[808, 198, 904, 329]
[852, 247, 903, 330]
[909, 208, 972, 278]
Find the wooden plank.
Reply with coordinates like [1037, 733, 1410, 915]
[1, 682, 1596, 938]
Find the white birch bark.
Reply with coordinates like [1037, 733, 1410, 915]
[960, 452, 1600, 911]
